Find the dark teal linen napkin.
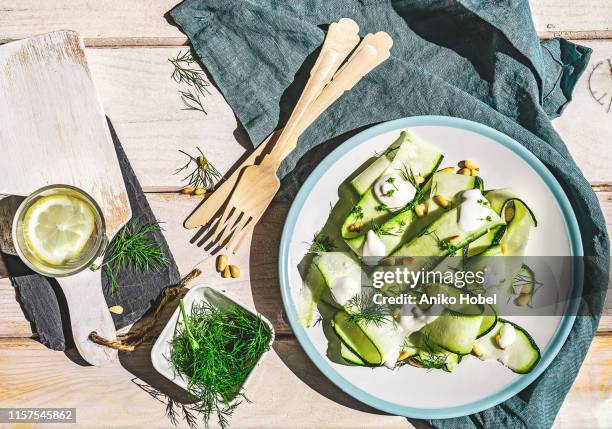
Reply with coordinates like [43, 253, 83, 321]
[170, 1, 609, 428]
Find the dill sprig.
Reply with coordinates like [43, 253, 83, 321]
[98, 219, 170, 295]
[371, 221, 398, 237]
[350, 204, 364, 219]
[175, 147, 223, 193]
[307, 231, 335, 253]
[170, 300, 272, 429]
[179, 90, 208, 114]
[346, 290, 393, 326]
[169, 49, 211, 114]
[397, 163, 422, 190]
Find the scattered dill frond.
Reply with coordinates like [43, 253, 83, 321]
[169, 49, 211, 115]
[307, 231, 335, 253]
[346, 290, 393, 326]
[170, 299, 272, 429]
[179, 90, 208, 114]
[175, 147, 223, 192]
[375, 203, 388, 212]
[98, 219, 170, 294]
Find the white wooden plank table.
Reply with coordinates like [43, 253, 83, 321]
[0, 2, 610, 428]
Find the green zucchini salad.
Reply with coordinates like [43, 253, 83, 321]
[299, 131, 542, 375]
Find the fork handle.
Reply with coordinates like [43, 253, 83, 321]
[268, 32, 392, 166]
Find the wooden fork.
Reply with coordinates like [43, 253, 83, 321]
[212, 32, 393, 253]
[183, 18, 360, 231]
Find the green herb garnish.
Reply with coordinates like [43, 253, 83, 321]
[350, 204, 364, 220]
[97, 219, 170, 294]
[308, 231, 334, 253]
[170, 300, 272, 429]
[175, 147, 223, 193]
[375, 203, 388, 212]
[169, 49, 211, 114]
[346, 291, 393, 326]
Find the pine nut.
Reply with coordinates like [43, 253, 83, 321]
[398, 349, 412, 361]
[109, 305, 124, 315]
[414, 175, 425, 184]
[229, 265, 241, 278]
[180, 187, 195, 195]
[515, 293, 530, 307]
[222, 265, 232, 278]
[448, 235, 461, 244]
[505, 206, 515, 222]
[501, 242, 508, 255]
[437, 167, 455, 174]
[414, 203, 427, 217]
[457, 168, 472, 175]
[216, 254, 228, 272]
[194, 188, 206, 196]
[472, 343, 484, 358]
[459, 160, 479, 170]
[433, 195, 449, 208]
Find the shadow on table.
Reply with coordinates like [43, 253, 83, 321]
[248, 205, 432, 429]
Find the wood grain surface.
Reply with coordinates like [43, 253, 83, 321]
[0, 0, 610, 45]
[0, 1, 610, 427]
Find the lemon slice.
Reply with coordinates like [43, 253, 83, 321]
[23, 195, 96, 266]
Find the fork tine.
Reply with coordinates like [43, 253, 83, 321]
[212, 208, 240, 244]
[225, 215, 253, 251]
[230, 221, 254, 254]
[212, 205, 237, 241]
[217, 211, 250, 246]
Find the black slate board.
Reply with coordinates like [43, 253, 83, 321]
[1, 119, 181, 351]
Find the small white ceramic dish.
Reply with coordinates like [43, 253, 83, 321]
[151, 284, 275, 393]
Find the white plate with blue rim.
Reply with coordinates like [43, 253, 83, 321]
[278, 116, 582, 418]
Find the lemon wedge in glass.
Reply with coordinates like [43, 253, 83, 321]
[22, 195, 96, 266]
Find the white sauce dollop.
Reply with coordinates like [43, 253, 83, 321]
[382, 344, 401, 369]
[373, 174, 416, 211]
[331, 276, 360, 306]
[398, 304, 440, 333]
[498, 323, 517, 349]
[458, 189, 491, 232]
[362, 230, 386, 267]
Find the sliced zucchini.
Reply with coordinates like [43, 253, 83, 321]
[419, 311, 483, 355]
[427, 172, 480, 221]
[391, 204, 504, 270]
[313, 252, 362, 307]
[341, 131, 443, 239]
[350, 133, 404, 195]
[477, 304, 498, 338]
[340, 342, 366, 365]
[407, 332, 460, 372]
[332, 311, 404, 366]
[474, 319, 541, 374]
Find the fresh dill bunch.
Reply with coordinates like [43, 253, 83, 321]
[175, 147, 223, 193]
[308, 231, 334, 253]
[170, 300, 272, 429]
[98, 219, 170, 295]
[169, 49, 211, 114]
[346, 290, 393, 326]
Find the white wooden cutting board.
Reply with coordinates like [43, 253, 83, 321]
[0, 31, 132, 365]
